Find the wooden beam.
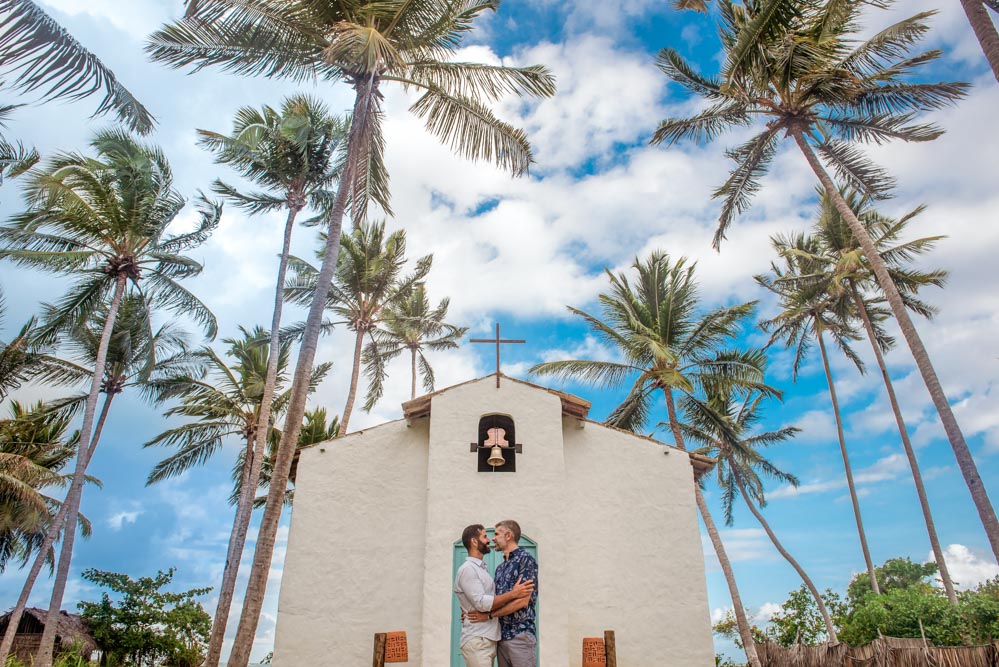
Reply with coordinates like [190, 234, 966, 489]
[604, 630, 617, 667]
[372, 633, 386, 667]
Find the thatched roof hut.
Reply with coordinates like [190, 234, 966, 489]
[0, 607, 97, 663]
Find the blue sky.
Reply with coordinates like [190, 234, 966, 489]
[1, 1, 998, 663]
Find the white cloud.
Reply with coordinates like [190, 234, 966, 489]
[770, 454, 908, 499]
[711, 605, 733, 624]
[107, 507, 143, 531]
[755, 601, 782, 624]
[854, 454, 908, 484]
[934, 544, 999, 591]
[703, 528, 774, 570]
[538, 334, 619, 364]
[39, 0, 170, 37]
[513, 36, 668, 169]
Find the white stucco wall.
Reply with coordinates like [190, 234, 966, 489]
[272, 376, 713, 666]
[562, 417, 715, 666]
[271, 418, 429, 667]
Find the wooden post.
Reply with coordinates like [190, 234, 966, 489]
[373, 632, 386, 667]
[604, 630, 617, 667]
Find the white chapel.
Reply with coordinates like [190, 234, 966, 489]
[271, 373, 716, 666]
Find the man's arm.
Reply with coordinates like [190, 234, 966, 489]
[455, 565, 494, 612]
[491, 576, 533, 610]
[468, 595, 529, 623]
[522, 553, 539, 608]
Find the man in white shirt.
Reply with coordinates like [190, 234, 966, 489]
[454, 524, 534, 667]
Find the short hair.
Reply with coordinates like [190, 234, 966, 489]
[462, 524, 485, 551]
[495, 519, 521, 543]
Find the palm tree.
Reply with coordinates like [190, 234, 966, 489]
[2, 297, 188, 664]
[0, 0, 154, 133]
[959, 0, 999, 83]
[531, 250, 769, 666]
[0, 129, 219, 667]
[532, 251, 770, 439]
[0, 401, 83, 574]
[363, 282, 467, 404]
[145, 327, 292, 485]
[144, 326, 331, 667]
[148, 4, 554, 659]
[681, 385, 838, 642]
[802, 188, 957, 603]
[756, 232, 881, 596]
[284, 219, 431, 432]
[232, 406, 340, 509]
[196, 95, 354, 667]
[650, 0, 999, 564]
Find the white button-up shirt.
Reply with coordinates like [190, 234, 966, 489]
[454, 557, 501, 645]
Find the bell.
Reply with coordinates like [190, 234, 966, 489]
[487, 445, 505, 467]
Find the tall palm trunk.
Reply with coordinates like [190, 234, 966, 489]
[203, 203, 302, 667]
[696, 486, 762, 667]
[665, 388, 761, 664]
[816, 327, 880, 594]
[30, 276, 127, 667]
[959, 0, 999, 83]
[793, 129, 999, 564]
[410, 347, 417, 400]
[35, 391, 115, 666]
[340, 327, 365, 433]
[226, 78, 374, 667]
[663, 386, 687, 450]
[847, 280, 958, 604]
[732, 469, 839, 642]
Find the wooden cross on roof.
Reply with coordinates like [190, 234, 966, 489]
[470, 323, 525, 388]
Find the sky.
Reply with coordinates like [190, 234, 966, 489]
[0, 0, 998, 664]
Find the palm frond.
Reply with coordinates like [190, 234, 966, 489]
[815, 139, 894, 200]
[655, 47, 724, 101]
[529, 359, 640, 389]
[145, 5, 332, 83]
[722, 0, 802, 81]
[0, 0, 155, 133]
[651, 101, 749, 146]
[712, 127, 779, 248]
[402, 61, 556, 102]
[409, 86, 534, 176]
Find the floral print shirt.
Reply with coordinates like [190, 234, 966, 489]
[494, 547, 538, 640]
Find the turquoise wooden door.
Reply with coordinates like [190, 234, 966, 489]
[450, 530, 538, 666]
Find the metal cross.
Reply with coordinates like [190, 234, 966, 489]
[470, 323, 525, 387]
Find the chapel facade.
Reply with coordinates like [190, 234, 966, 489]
[271, 374, 716, 666]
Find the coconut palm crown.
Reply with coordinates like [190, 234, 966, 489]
[652, 0, 969, 249]
[0, 129, 220, 339]
[362, 282, 468, 405]
[531, 250, 772, 436]
[143, 326, 331, 485]
[148, 0, 557, 188]
[197, 94, 379, 219]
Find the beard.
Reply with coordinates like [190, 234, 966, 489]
[480, 541, 492, 554]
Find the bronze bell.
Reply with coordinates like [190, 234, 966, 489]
[487, 445, 505, 467]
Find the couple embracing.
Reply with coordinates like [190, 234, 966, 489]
[454, 520, 539, 667]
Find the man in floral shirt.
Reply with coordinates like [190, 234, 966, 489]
[492, 519, 538, 667]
